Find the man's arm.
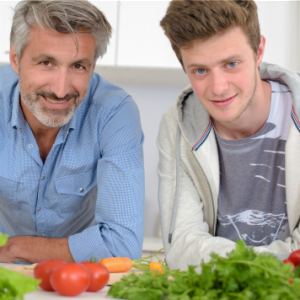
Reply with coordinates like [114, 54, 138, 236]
[0, 236, 74, 263]
[68, 96, 145, 262]
[158, 112, 238, 270]
[158, 110, 300, 271]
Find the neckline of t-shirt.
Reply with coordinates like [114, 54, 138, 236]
[213, 80, 279, 146]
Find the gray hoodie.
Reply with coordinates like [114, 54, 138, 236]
[157, 62, 300, 270]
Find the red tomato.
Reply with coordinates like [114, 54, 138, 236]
[288, 250, 300, 267]
[50, 263, 90, 296]
[34, 260, 67, 291]
[81, 262, 110, 292]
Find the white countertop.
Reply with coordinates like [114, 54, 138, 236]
[0, 263, 117, 300]
[24, 287, 111, 300]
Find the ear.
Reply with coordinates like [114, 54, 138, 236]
[9, 44, 19, 74]
[256, 35, 266, 67]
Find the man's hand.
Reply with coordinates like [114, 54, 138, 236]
[0, 236, 75, 263]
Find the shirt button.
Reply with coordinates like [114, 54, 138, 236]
[28, 144, 33, 148]
[41, 177, 45, 181]
[41, 234, 46, 237]
[79, 188, 84, 193]
[37, 207, 41, 211]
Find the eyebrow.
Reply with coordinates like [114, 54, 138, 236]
[186, 55, 243, 69]
[31, 54, 93, 68]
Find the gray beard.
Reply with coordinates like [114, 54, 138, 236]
[19, 88, 85, 128]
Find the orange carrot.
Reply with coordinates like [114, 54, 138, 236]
[150, 261, 164, 274]
[96, 248, 165, 273]
[98, 257, 133, 273]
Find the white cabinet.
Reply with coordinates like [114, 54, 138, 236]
[1, 1, 298, 71]
[257, 1, 299, 72]
[117, 1, 180, 69]
[0, 1, 19, 63]
[91, 1, 118, 66]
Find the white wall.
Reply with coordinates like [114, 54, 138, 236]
[116, 83, 187, 237]
[257, 1, 300, 71]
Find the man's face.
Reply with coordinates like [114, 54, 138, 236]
[10, 25, 96, 128]
[181, 27, 264, 125]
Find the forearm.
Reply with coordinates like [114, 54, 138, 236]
[0, 236, 74, 263]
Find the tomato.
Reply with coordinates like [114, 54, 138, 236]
[34, 260, 67, 291]
[288, 250, 300, 267]
[81, 262, 110, 292]
[50, 263, 90, 296]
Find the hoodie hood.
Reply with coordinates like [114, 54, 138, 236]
[176, 62, 300, 149]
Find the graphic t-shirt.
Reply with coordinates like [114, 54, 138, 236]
[215, 80, 292, 246]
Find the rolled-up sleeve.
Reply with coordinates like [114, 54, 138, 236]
[68, 97, 145, 262]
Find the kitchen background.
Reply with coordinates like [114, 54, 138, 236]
[0, 1, 299, 245]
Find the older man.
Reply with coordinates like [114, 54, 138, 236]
[0, 0, 144, 263]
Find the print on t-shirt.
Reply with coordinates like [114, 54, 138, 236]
[215, 80, 292, 246]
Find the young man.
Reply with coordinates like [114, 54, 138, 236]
[0, 0, 144, 263]
[158, 0, 300, 270]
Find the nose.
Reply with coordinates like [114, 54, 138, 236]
[209, 71, 229, 97]
[50, 68, 72, 99]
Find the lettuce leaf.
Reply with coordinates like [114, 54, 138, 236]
[0, 232, 39, 299]
[0, 234, 8, 247]
[0, 266, 40, 300]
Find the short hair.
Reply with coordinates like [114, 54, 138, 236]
[10, 0, 112, 61]
[160, 0, 261, 68]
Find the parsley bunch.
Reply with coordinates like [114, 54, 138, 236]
[108, 241, 300, 300]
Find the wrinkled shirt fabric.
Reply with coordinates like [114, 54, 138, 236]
[0, 65, 145, 262]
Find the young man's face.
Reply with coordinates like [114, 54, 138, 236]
[10, 25, 96, 128]
[180, 26, 265, 125]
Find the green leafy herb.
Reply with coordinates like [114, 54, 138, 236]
[0, 266, 40, 300]
[108, 240, 300, 300]
[0, 234, 8, 247]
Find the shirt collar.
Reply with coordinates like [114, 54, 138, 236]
[11, 83, 26, 130]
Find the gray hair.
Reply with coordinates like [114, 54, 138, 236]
[10, 0, 112, 61]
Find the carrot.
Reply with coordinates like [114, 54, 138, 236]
[97, 248, 166, 273]
[150, 261, 164, 274]
[99, 257, 133, 273]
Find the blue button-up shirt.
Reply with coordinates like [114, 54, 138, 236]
[0, 65, 145, 262]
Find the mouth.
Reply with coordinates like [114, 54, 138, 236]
[44, 96, 70, 104]
[211, 94, 237, 107]
[212, 95, 236, 102]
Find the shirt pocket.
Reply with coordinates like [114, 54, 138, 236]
[0, 176, 18, 208]
[55, 170, 97, 213]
